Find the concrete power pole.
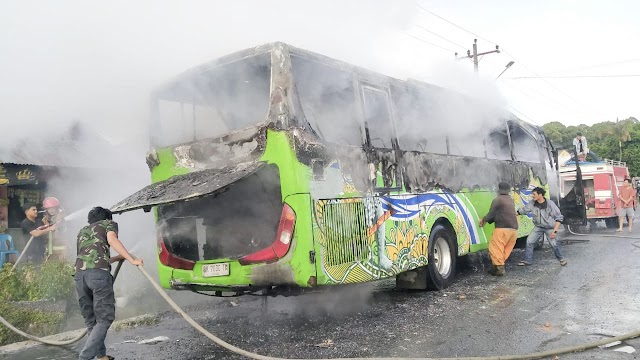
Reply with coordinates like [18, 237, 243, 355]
[456, 39, 501, 72]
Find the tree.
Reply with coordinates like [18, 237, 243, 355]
[609, 118, 635, 161]
[542, 117, 638, 177]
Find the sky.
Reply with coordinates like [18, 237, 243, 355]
[0, 0, 638, 144]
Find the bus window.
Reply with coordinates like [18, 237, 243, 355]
[362, 87, 395, 149]
[290, 55, 362, 146]
[486, 127, 512, 160]
[509, 122, 542, 163]
[390, 85, 448, 154]
[195, 105, 229, 140]
[157, 100, 193, 147]
[153, 53, 271, 147]
[448, 132, 487, 158]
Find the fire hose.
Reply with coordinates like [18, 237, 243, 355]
[2, 260, 640, 359]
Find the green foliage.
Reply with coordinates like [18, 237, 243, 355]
[0, 260, 74, 302]
[0, 302, 64, 346]
[0, 261, 74, 345]
[543, 117, 640, 176]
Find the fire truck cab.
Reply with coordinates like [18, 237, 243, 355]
[559, 151, 630, 228]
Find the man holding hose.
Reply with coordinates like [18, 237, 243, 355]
[20, 203, 56, 263]
[74, 206, 143, 360]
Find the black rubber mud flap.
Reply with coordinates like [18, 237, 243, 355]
[559, 161, 587, 226]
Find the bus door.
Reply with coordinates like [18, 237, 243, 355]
[360, 84, 403, 193]
[557, 152, 587, 226]
[360, 83, 404, 275]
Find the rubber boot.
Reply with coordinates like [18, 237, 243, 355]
[487, 265, 498, 275]
[494, 265, 505, 276]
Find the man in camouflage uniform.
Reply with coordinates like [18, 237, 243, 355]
[75, 207, 143, 360]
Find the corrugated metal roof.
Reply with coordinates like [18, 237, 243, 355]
[0, 124, 144, 169]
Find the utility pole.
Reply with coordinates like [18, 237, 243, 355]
[455, 39, 501, 73]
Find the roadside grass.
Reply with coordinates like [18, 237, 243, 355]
[0, 261, 75, 346]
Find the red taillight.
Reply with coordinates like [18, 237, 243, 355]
[238, 204, 296, 265]
[158, 237, 195, 270]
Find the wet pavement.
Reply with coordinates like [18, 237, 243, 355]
[3, 227, 640, 360]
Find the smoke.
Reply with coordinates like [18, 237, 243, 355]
[0, 1, 514, 319]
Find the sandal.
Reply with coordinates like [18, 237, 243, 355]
[560, 259, 567, 266]
[517, 261, 531, 266]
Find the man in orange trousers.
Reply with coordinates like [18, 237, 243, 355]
[479, 181, 519, 276]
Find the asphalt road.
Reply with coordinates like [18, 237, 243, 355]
[3, 227, 640, 360]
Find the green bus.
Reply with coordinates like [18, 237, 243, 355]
[112, 42, 573, 296]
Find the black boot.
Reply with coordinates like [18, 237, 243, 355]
[494, 265, 505, 276]
[488, 265, 498, 275]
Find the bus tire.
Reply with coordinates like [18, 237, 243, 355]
[426, 224, 457, 290]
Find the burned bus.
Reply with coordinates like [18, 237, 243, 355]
[112, 42, 581, 296]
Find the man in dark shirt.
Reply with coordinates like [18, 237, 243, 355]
[75, 206, 142, 360]
[479, 182, 519, 276]
[20, 203, 56, 264]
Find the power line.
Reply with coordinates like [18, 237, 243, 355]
[507, 105, 540, 125]
[414, 25, 468, 51]
[500, 48, 609, 118]
[501, 81, 572, 113]
[414, 3, 610, 118]
[546, 58, 640, 75]
[403, 33, 457, 53]
[505, 74, 640, 79]
[416, 3, 496, 46]
[415, 2, 609, 119]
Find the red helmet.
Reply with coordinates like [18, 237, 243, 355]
[43, 197, 60, 209]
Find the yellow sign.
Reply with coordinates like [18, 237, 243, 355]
[16, 169, 34, 181]
[0, 165, 7, 185]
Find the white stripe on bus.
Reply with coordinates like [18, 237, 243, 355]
[594, 190, 613, 197]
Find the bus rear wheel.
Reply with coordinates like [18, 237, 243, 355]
[427, 224, 457, 290]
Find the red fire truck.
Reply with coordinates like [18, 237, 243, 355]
[559, 153, 630, 228]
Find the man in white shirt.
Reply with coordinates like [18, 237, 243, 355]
[573, 132, 588, 162]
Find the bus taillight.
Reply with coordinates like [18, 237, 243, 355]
[238, 204, 296, 265]
[158, 236, 196, 270]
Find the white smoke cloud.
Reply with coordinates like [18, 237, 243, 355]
[0, 1, 511, 313]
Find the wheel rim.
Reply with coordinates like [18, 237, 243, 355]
[433, 236, 452, 277]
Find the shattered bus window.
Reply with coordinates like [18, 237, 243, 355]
[448, 131, 487, 158]
[391, 85, 447, 154]
[362, 87, 394, 149]
[154, 53, 271, 147]
[509, 121, 542, 163]
[486, 128, 512, 160]
[291, 55, 362, 146]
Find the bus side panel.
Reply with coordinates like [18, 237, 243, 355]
[283, 193, 317, 288]
[312, 197, 379, 285]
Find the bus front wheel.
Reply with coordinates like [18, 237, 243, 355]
[427, 224, 457, 290]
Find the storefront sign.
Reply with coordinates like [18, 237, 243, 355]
[0, 164, 40, 185]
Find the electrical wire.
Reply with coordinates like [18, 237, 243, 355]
[415, 3, 496, 46]
[414, 25, 468, 51]
[500, 49, 609, 119]
[505, 74, 640, 79]
[414, 2, 611, 119]
[507, 105, 540, 125]
[403, 33, 458, 53]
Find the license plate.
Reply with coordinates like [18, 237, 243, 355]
[202, 263, 230, 277]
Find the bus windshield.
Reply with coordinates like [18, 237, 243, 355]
[152, 53, 272, 147]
